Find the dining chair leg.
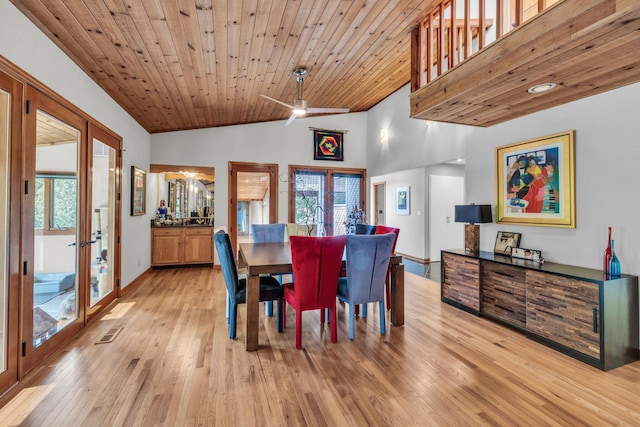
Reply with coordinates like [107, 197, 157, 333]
[330, 304, 338, 343]
[230, 303, 238, 339]
[283, 302, 287, 329]
[385, 271, 391, 310]
[349, 303, 356, 340]
[227, 296, 231, 325]
[295, 309, 303, 349]
[362, 303, 368, 318]
[320, 308, 325, 324]
[266, 301, 273, 317]
[379, 301, 386, 335]
[276, 299, 283, 333]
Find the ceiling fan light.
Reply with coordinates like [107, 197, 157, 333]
[292, 99, 307, 115]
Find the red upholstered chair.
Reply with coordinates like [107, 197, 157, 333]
[282, 235, 347, 349]
[374, 225, 400, 309]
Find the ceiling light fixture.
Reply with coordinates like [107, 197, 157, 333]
[527, 82, 557, 94]
[292, 99, 307, 116]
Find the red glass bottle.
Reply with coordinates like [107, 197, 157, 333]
[603, 226, 612, 277]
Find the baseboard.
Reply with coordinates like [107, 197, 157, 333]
[120, 267, 152, 297]
[396, 252, 430, 264]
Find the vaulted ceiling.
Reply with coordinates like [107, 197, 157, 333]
[12, 0, 432, 134]
[11, 1, 640, 134]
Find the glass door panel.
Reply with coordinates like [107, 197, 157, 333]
[33, 110, 80, 348]
[89, 138, 116, 307]
[293, 172, 325, 235]
[333, 174, 363, 236]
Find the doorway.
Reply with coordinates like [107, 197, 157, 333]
[288, 165, 366, 236]
[429, 175, 464, 262]
[21, 86, 121, 374]
[228, 162, 278, 253]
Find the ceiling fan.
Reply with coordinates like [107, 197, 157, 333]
[260, 67, 350, 126]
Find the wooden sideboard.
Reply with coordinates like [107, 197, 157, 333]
[152, 226, 214, 267]
[441, 249, 639, 371]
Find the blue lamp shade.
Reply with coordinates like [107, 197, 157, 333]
[455, 204, 492, 224]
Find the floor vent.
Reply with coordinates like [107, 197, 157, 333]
[96, 327, 123, 344]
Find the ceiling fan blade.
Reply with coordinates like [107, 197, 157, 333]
[260, 94, 295, 110]
[284, 113, 297, 126]
[306, 107, 350, 114]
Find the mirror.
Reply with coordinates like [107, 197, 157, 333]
[149, 164, 214, 225]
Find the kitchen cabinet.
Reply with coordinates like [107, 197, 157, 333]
[152, 226, 214, 267]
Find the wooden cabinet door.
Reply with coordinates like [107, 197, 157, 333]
[481, 262, 526, 329]
[152, 228, 182, 265]
[441, 252, 480, 313]
[526, 270, 600, 359]
[184, 228, 213, 264]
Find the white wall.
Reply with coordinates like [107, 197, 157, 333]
[367, 81, 640, 277]
[150, 113, 368, 230]
[1, 1, 151, 287]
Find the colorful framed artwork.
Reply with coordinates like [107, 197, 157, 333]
[313, 130, 343, 161]
[396, 186, 410, 215]
[131, 165, 146, 216]
[496, 131, 575, 228]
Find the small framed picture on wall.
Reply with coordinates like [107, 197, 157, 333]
[396, 186, 410, 215]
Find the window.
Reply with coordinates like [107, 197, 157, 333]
[34, 174, 77, 233]
[289, 165, 366, 236]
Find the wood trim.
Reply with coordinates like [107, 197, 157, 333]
[0, 68, 23, 394]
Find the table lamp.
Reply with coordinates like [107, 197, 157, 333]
[455, 204, 492, 254]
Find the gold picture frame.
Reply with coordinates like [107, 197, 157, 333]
[131, 165, 146, 216]
[496, 131, 575, 227]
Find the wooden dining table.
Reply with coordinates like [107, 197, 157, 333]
[238, 241, 404, 351]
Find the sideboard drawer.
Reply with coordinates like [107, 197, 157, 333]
[481, 262, 526, 329]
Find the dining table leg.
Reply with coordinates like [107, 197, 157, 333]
[246, 274, 260, 351]
[390, 260, 404, 326]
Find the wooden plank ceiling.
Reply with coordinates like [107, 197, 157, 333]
[10, 1, 640, 131]
[11, 0, 433, 134]
[411, 0, 640, 127]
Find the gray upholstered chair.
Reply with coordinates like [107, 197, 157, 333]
[251, 223, 285, 243]
[337, 233, 395, 339]
[355, 224, 376, 235]
[251, 223, 286, 316]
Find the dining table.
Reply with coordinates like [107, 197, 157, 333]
[238, 241, 404, 351]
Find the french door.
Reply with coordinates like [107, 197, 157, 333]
[0, 70, 21, 393]
[21, 86, 120, 374]
[288, 165, 366, 236]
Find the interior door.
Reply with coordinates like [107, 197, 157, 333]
[0, 70, 21, 394]
[21, 87, 88, 374]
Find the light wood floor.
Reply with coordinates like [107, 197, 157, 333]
[2, 267, 640, 426]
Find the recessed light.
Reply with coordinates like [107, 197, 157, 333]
[527, 83, 557, 94]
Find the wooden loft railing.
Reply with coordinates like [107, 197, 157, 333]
[411, 0, 561, 91]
